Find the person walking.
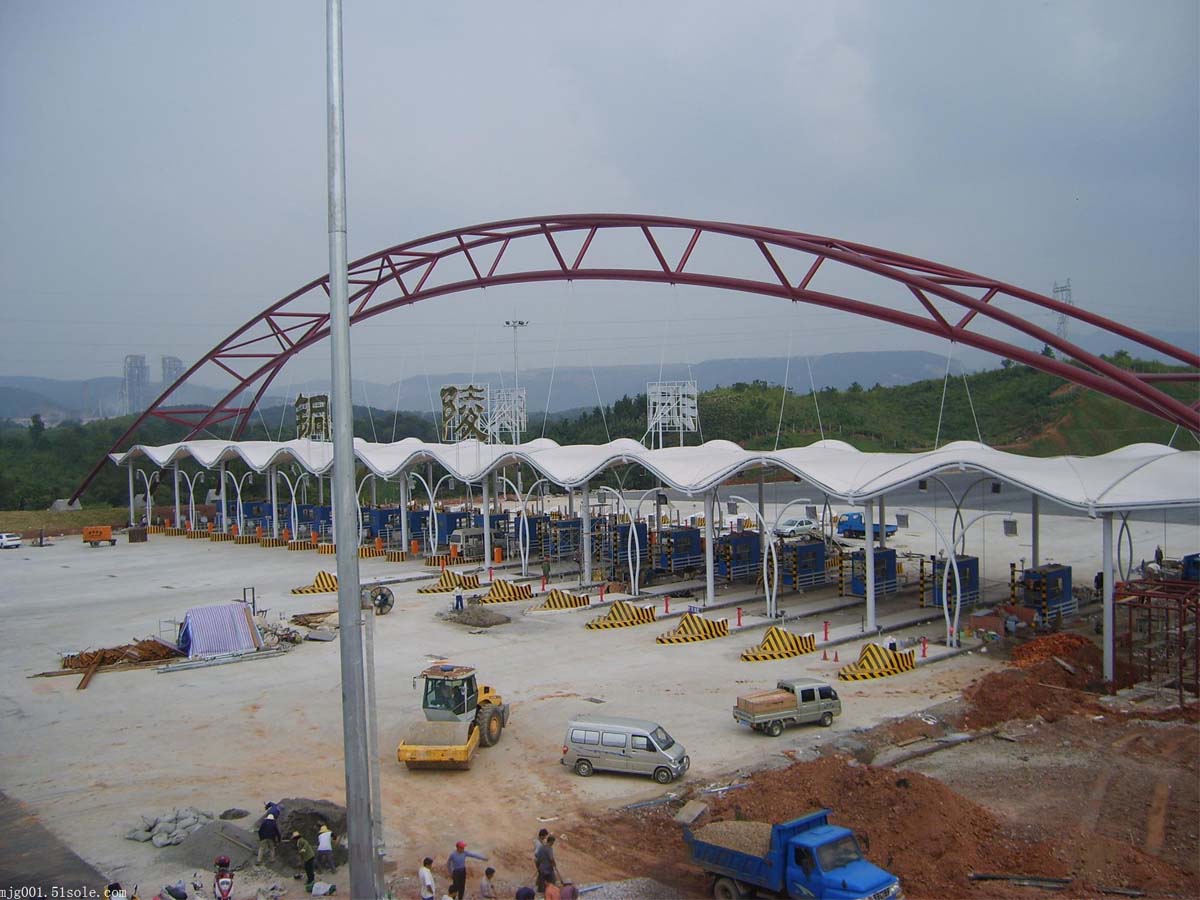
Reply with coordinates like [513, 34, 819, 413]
[256, 813, 281, 865]
[541, 557, 551, 585]
[532, 829, 549, 892]
[535, 835, 560, 895]
[293, 831, 316, 886]
[446, 841, 488, 900]
[479, 865, 497, 899]
[454, 583, 465, 611]
[315, 823, 335, 872]
[419, 856, 436, 900]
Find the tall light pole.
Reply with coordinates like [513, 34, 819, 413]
[505, 319, 529, 499]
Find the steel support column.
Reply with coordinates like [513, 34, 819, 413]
[127, 463, 135, 528]
[1103, 512, 1115, 683]
[400, 474, 410, 547]
[581, 481, 592, 583]
[270, 465, 279, 538]
[482, 476, 492, 569]
[1031, 495, 1040, 568]
[879, 497, 887, 550]
[865, 500, 877, 632]
[757, 472, 767, 552]
[219, 462, 227, 533]
[704, 491, 716, 607]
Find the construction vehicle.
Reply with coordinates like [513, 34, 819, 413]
[835, 513, 897, 540]
[685, 809, 901, 900]
[396, 663, 510, 770]
[82, 525, 118, 547]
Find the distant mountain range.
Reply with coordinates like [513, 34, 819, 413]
[2, 326, 1194, 423]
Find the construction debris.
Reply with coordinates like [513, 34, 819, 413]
[62, 637, 181, 670]
[290, 610, 339, 628]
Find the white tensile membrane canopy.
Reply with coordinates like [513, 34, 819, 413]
[111, 438, 1200, 513]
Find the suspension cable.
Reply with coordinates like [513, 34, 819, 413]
[590, 354, 611, 443]
[774, 325, 795, 451]
[390, 352, 405, 442]
[421, 345, 441, 443]
[805, 355, 825, 442]
[960, 360, 983, 444]
[359, 378, 379, 443]
[933, 344, 955, 449]
[543, 286, 570, 438]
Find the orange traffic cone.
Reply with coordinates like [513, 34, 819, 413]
[833, 649, 839, 662]
[821, 649, 828, 661]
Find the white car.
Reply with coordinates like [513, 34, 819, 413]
[773, 517, 820, 539]
[0, 532, 22, 549]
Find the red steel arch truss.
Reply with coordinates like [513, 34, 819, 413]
[74, 214, 1199, 500]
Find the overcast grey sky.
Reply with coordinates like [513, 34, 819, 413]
[1, 0, 1196, 391]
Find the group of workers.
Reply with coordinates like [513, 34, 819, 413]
[255, 801, 338, 886]
[418, 831, 578, 900]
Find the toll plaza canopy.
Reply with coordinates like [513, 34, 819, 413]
[110, 438, 1200, 514]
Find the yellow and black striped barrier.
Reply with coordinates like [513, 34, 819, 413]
[740, 626, 817, 662]
[318, 543, 336, 555]
[656, 612, 729, 644]
[386, 549, 408, 562]
[292, 571, 339, 595]
[533, 589, 592, 610]
[146, 525, 166, 534]
[186, 530, 209, 540]
[585, 600, 656, 630]
[425, 554, 452, 567]
[164, 527, 188, 536]
[358, 546, 384, 559]
[417, 571, 481, 594]
[234, 535, 259, 545]
[837, 643, 917, 681]
[479, 580, 533, 603]
[259, 536, 288, 548]
[210, 532, 234, 542]
[288, 540, 313, 551]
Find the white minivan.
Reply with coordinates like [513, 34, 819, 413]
[562, 715, 689, 784]
[0, 532, 22, 549]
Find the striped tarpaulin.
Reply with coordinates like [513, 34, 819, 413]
[179, 604, 263, 658]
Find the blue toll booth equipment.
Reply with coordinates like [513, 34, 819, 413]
[434, 510, 473, 546]
[715, 531, 762, 580]
[654, 526, 704, 573]
[550, 518, 582, 559]
[930, 555, 981, 608]
[849, 547, 898, 597]
[1022, 564, 1074, 620]
[1181, 552, 1200, 582]
[780, 540, 830, 589]
[614, 521, 649, 566]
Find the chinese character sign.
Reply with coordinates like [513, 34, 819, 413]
[440, 384, 489, 441]
[296, 393, 332, 441]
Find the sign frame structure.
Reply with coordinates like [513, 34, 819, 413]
[646, 380, 699, 448]
[440, 383, 490, 441]
[295, 393, 332, 441]
[490, 387, 527, 445]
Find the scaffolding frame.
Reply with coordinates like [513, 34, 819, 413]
[1115, 579, 1199, 708]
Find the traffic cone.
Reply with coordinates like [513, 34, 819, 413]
[833, 649, 839, 662]
[822, 649, 828, 661]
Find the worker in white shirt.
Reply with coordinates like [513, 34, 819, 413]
[419, 856, 436, 900]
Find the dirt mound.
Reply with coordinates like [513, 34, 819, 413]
[272, 797, 348, 870]
[440, 607, 511, 627]
[1011, 633, 1092, 667]
[570, 752, 1197, 899]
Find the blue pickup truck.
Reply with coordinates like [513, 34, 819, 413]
[684, 810, 902, 900]
[836, 513, 898, 541]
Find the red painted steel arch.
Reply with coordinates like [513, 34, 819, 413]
[73, 214, 1199, 500]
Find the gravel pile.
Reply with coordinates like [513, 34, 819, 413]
[579, 878, 682, 899]
[439, 607, 511, 627]
[692, 820, 773, 857]
[123, 806, 216, 847]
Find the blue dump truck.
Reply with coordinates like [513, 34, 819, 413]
[684, 810, 902, 900]
[836, 513, 898, 541]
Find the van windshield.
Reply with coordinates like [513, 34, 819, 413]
[650, 727, 674, 750]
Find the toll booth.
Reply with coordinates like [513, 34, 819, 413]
[513, 513, 551, 557]
[849, 547, 898, 597]
[654, 526, 704, 573]
[780, 540, 829, 589]
[593, 520, 649, 580]
[549, 518, 582, 560]
[361, 506, 404, 539]
[928, 555, 981, 608]
[474, 512, 512, 539]
[715, 531, 762, 580]
[1022, 564, 1075, 621]
[241, 501, 274, 533]
[434, 510, 473, 548]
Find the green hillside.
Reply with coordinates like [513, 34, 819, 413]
[0, 355, 1194, 510]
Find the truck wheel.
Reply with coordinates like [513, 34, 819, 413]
[766, 720, 784, 737]
[712, 877, 739, 899]
[820, 712, 834, 727]
[574, 759, 593, 777]
[653, 767, 673, 785]
[478, 707, 502, 747]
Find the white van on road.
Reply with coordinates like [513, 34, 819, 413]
[562, 715, 689, 784]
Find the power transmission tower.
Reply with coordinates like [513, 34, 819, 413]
[1053, 279, 1073, 341]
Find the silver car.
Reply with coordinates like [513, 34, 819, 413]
[0, 532, 22, 549]
[562, 715, 689, 784]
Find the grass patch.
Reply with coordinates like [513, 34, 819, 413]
[0, 507, 129, 536]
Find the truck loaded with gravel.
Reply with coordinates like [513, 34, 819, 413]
[684, 811, 901, 900]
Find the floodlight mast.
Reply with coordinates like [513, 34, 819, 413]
[325, 1, 379, 894]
